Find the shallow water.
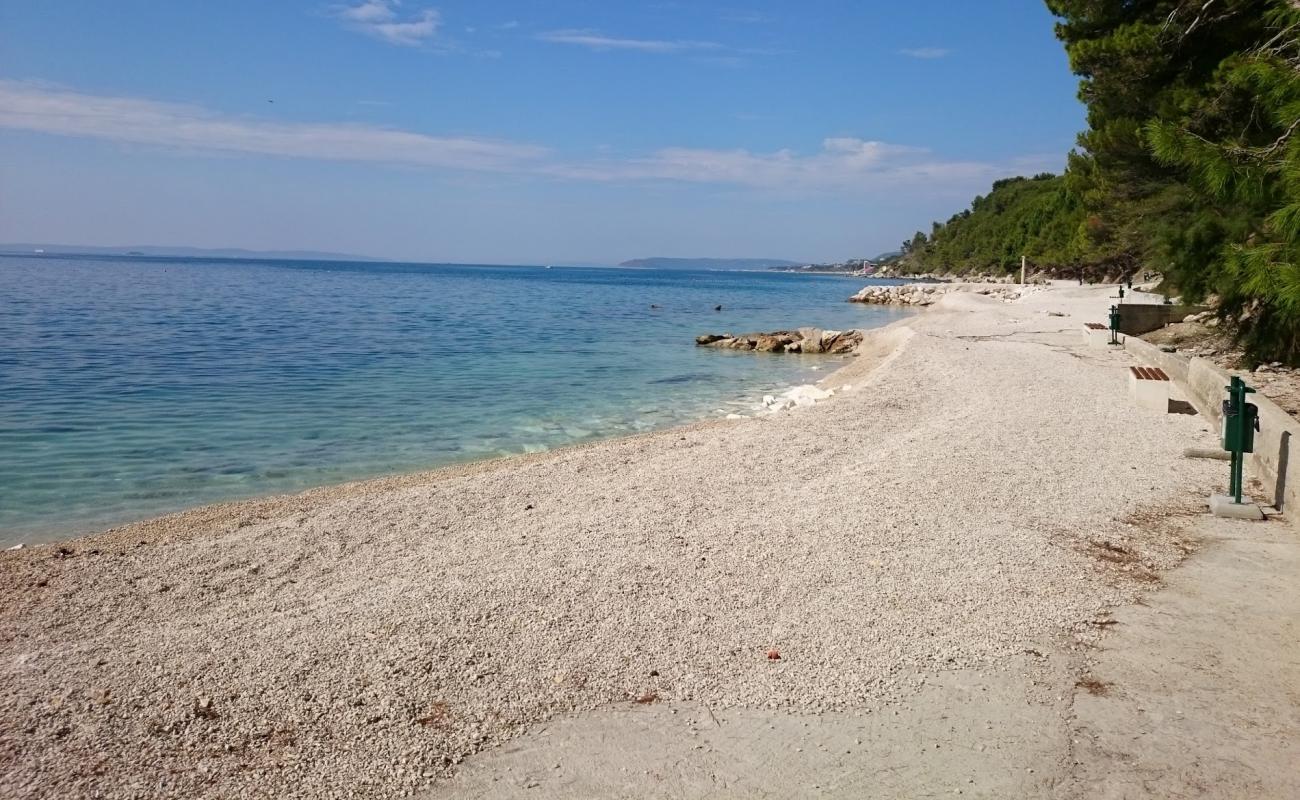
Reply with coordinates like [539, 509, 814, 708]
[0, 255, 908, 542]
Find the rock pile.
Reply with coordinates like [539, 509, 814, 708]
[850, 283, 1025, 306]
[1181, 310, 1218, 326]
[695, 328, 863, 354]
[760, 384, 836, 412]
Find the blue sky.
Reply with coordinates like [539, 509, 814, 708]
[0, 1, 1083, 264]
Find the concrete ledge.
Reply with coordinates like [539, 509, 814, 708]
[1190, 359, 1299, 519]
[1125, 336, 1298, 522]
[1209, 494, 1266, 521]
[1129, 369, 1169, 412]
[1084, 326, 1113, 348]
[1123, 337, 1191, 385]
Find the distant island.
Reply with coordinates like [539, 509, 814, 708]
[618, 257, 803, 270]
[0, 243, 384, 262]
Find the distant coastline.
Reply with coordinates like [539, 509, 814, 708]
[618, 257, 802, 270]
[0, 243, 385, 262]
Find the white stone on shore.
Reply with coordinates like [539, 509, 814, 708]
[787, 385, 832, 403]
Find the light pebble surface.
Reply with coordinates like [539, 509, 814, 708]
[0, 286, 1221, 799]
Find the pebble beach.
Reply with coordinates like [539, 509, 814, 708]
[0, 284, 1282, 799]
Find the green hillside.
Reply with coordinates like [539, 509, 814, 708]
[894, 0, 1300, 362]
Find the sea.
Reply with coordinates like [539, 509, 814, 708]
[0, 254, 909, 543]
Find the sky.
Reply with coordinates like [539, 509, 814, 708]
[0, 1, 1085, 265]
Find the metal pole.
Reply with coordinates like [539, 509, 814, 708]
[1224, 376, 1255, 504]
[1231, 451, 1243, 503]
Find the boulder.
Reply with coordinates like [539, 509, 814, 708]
[754, 334, 792, 352]
[695, 328, 861, 355]
[824, 330, 864, 354]
[797, 327, 825, 353]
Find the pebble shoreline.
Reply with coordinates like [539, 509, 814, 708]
[0, 286, 1220, 799]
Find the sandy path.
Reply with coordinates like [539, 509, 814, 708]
[0, 286, 1258, 799]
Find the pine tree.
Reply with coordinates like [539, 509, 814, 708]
[1147, 2, 1300, 361]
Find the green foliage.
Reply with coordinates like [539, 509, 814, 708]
[895, 0, 1300, 361]
[1144, 2, 1300, 361]
[900, 174, 1083, 275]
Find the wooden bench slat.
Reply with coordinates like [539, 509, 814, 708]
[1130, 366, 1170, 381]
[1084, 323, 1107, 330]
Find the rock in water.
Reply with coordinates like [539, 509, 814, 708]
[695, 328, 862, 355]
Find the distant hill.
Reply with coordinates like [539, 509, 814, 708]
[618, 257, 802, 270]
[0, 243, 383, 262]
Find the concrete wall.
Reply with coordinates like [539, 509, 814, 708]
[1115, 304, 1207, 336]
[1126, 336, 1298, 516]
[1123, 336, 1189, 385]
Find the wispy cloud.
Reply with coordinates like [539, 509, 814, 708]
[336, 0, 440, 46]
[0, 80, 1006, 191]
[536, 29, 723, 54]
[899, 47, 950, 59]
[542, 138, 994, 190]
[0, 80, 544, 171]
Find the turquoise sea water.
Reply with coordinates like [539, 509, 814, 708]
[0, 255, 908, 543]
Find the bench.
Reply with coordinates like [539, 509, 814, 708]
[1129, 366, 1170, 411]
[1083, 322, 1112, 348]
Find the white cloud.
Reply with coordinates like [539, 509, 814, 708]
[899, 47, 950, 59]
[0, 80, 544, 171]
[339, 0, 392, 23]
[536, 29, 723, 54]
[0, 81, 1006, 191]
[336, 0, 440, 46]
[544, 138, 994, 190]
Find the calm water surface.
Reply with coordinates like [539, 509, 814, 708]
[0, 255, 908, 542]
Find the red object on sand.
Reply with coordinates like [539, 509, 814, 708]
[767, 649, 781, 661]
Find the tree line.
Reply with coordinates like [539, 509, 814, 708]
[896, 0, 1299, 362]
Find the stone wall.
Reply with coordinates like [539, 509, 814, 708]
[1115, 303, 1208, 336]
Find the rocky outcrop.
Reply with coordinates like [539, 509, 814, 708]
[850, 283, 1028, 306]
[695, 328, 864, 354]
